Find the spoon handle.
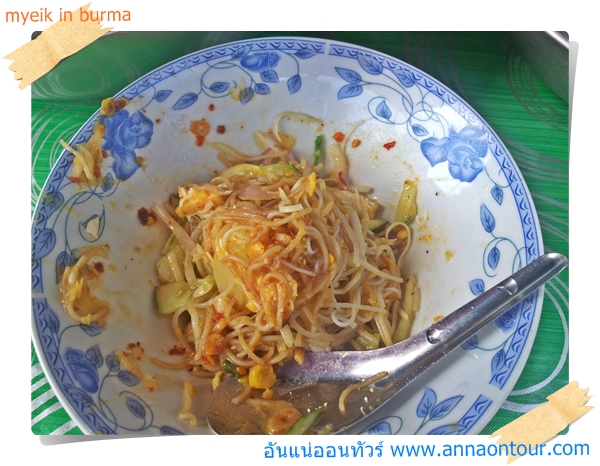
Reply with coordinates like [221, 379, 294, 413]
[422, 252, 568, 354]
[277, 253, 568, 387]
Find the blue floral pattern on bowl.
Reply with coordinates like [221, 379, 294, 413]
[103, 109, 154, 180]
[421, 126, 489, 182]
[33, 298, 184, 435]
[358, 387, 492, 435]
[142, 41, 323, 111]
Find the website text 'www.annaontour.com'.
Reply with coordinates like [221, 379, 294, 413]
[262, 440, 591, 459]
[388, 442, 590, 458]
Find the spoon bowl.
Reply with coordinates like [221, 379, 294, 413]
[207, 378, 361, 435]
[207, 253, 568, 435]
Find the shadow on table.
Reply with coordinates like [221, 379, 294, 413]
[39, 434, 142, 445]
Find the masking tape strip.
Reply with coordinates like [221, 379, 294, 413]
[4, 3, 112, 89]
[490, 381, 594, 464]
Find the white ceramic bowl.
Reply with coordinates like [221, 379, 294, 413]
[32, 37, 543, 436]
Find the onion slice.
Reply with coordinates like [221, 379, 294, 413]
[239, 185, 280, 200]
[152, 202, 196, 251]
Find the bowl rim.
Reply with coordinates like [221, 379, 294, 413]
[31, 34, 545, 436]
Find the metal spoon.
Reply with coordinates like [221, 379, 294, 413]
[207, 253, 567, 435]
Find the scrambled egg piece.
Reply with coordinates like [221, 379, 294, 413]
[176, 186, 224, 217]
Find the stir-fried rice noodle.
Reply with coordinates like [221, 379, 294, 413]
[152, 117, 418, 399]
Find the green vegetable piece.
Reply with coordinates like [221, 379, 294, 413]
[169, 192, 179, 209]
[394, 180, 417, 224]
[222, 359, 247, 379]
[155, 282, 190, 315]
[155, 275, 215, 315]
[192, 275, 215, 298]
[219, 162, 301, 179]
[368, 219, 388, 232]
[222, 359, 236, 375]
[355, 332, 381, 350]
[314, 134, 323, 165]
[213, 254, 232, 294]
[286, 406, 326, 435]
[286, 162, 302, 175]
[218, 163, 260, 178]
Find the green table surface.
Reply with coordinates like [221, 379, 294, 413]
[31, 31, 569, 435]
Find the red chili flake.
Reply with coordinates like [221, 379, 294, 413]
[383, 141, 396, 150]
[93, 262, 104, 273]
[69, 176, 81, 183]
[333, 131, 345, 142]
[216, 125, 225, 134]
[137, 207, 157, 226]
[208, 104, 215, 111]
[338, 171, 347, 186]
[102, 150, 108, 159]
[93, 164, 102, 179]
[168, 345, 186, 355]
[148, 387, 154, 392]
[155, 118, 161, 124]
[212, 312, 224, 322]
[190, 119, 210, 147]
